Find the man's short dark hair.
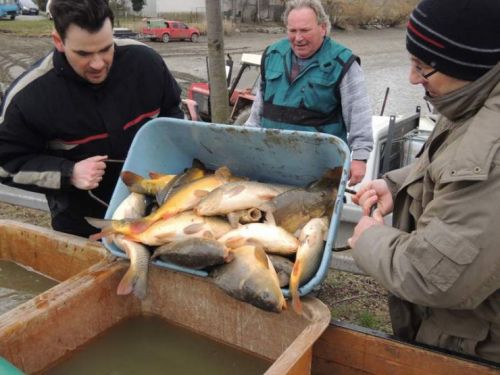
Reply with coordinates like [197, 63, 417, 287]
[50, 0, 114, 41]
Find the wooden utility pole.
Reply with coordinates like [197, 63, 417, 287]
[205, 0, 230, 123]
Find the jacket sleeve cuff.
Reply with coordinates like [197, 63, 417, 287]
[60, 160, 75, 189]
[352, 149, 371, 161]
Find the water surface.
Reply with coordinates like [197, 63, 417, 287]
[0, 260, 58, 315]
[43, 315, 271, 375]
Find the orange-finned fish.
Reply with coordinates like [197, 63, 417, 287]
[88, 211, 232, 246]
[109, 192, 150, 299]
[194, 181, 291, 216]
[289, 217, 329, 315]
[113, 235, 150, 299]
[140, 166, 239, 226]
[88, 166, 239, 239]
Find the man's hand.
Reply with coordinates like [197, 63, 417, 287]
[70, 155, 107, 190]
[347, 216, 381, 248]
[348, 159, 366, 186]
[351, 179, 394, 222]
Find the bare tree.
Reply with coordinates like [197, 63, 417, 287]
[205, 0, 230, 123]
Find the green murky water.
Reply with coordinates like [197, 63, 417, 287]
[0, 260, 58, 315]
[43, 315, 271, 375]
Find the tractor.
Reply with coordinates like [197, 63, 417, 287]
[183, 53, 261, 125]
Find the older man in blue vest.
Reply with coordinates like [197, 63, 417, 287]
[245, 0, 373, 185]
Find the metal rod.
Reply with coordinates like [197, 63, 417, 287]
[88, 190, 109, 208]
[344, 187, 357, 195]
[380, 87, 390, 116]
[105, 159, 125, 164]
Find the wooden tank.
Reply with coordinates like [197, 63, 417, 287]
[0, 221, 330, 374]
[0, 221, 497, 374]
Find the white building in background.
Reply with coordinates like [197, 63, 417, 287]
[127, 0, 282, 21]
[156, 0, 205, 14]
[126, 0, 205, 17]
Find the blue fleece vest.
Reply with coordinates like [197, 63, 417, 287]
[261, 38, 356, 142]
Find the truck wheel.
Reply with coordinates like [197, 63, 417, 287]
[162, 34, 170, 43]
[10, 15, 15, 20]
[232, 107, 252, 126]
[191, 33, 199, 43]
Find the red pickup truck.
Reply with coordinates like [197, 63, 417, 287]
[142, 19, 200, 43]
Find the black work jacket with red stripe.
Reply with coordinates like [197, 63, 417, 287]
[0, 39, 183, 237]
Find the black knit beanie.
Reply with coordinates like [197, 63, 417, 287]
[406, 0, 500, 81]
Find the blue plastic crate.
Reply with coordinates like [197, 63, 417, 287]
[104, 118, 351, 298]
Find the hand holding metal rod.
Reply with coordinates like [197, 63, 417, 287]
[332, 187, 376, 252]
[87, 158, 125, 207]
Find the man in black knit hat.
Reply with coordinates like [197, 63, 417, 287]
[349, 0, 500, 363]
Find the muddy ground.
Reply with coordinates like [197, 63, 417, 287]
[0, 28, 427, 332]
[1, 26, 427, 116]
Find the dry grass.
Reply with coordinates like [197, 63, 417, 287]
[326, 0, 419, 29]
[0, 19, 53, 36]
[0, 1, 418, 38]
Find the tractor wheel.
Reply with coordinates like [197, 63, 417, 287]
[191, 33, 199, 43]
[232, 107, 252, 126]
[162, 33, 170, 43]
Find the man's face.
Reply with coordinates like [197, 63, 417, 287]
[52, 18, 114, 84]
[409, 56, 470, 97]
[287, 7, 326, 59]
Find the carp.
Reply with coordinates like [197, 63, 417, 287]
[260, 168, 340, 234]
[152, 238, 231, 269]
[140, 166, 240, 227]
[289, 217, 329, 314]
[194, 181, 289, 216]
[111, 192, 150, 299]
[87, 167, 238, 239]
[155, 160, 210, 205]
[217, 223, 299, 255]
[261, 188, 335, 235]
[116, 211, 232, 246]
[211, 245, 286, 313]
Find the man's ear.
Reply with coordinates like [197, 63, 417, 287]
[320, 23, 327, 37]
[52, 30, 64, 52]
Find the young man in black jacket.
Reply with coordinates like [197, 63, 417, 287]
[0, 0, 183, 237]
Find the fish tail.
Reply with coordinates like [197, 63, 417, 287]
[115, 239, 150, 299]
[290, 260, 303, 315]
[116, 268, 147, 299]
[88, 226, 115, 241]
[116, 268, 135, 296]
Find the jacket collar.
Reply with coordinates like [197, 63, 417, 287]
[282, 37, 337, 74]
[427, 63, 500, 122]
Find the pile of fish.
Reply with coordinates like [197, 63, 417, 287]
[86, 160, 340, 314]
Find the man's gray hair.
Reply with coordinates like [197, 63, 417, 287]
[283, 0, 331, 35]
